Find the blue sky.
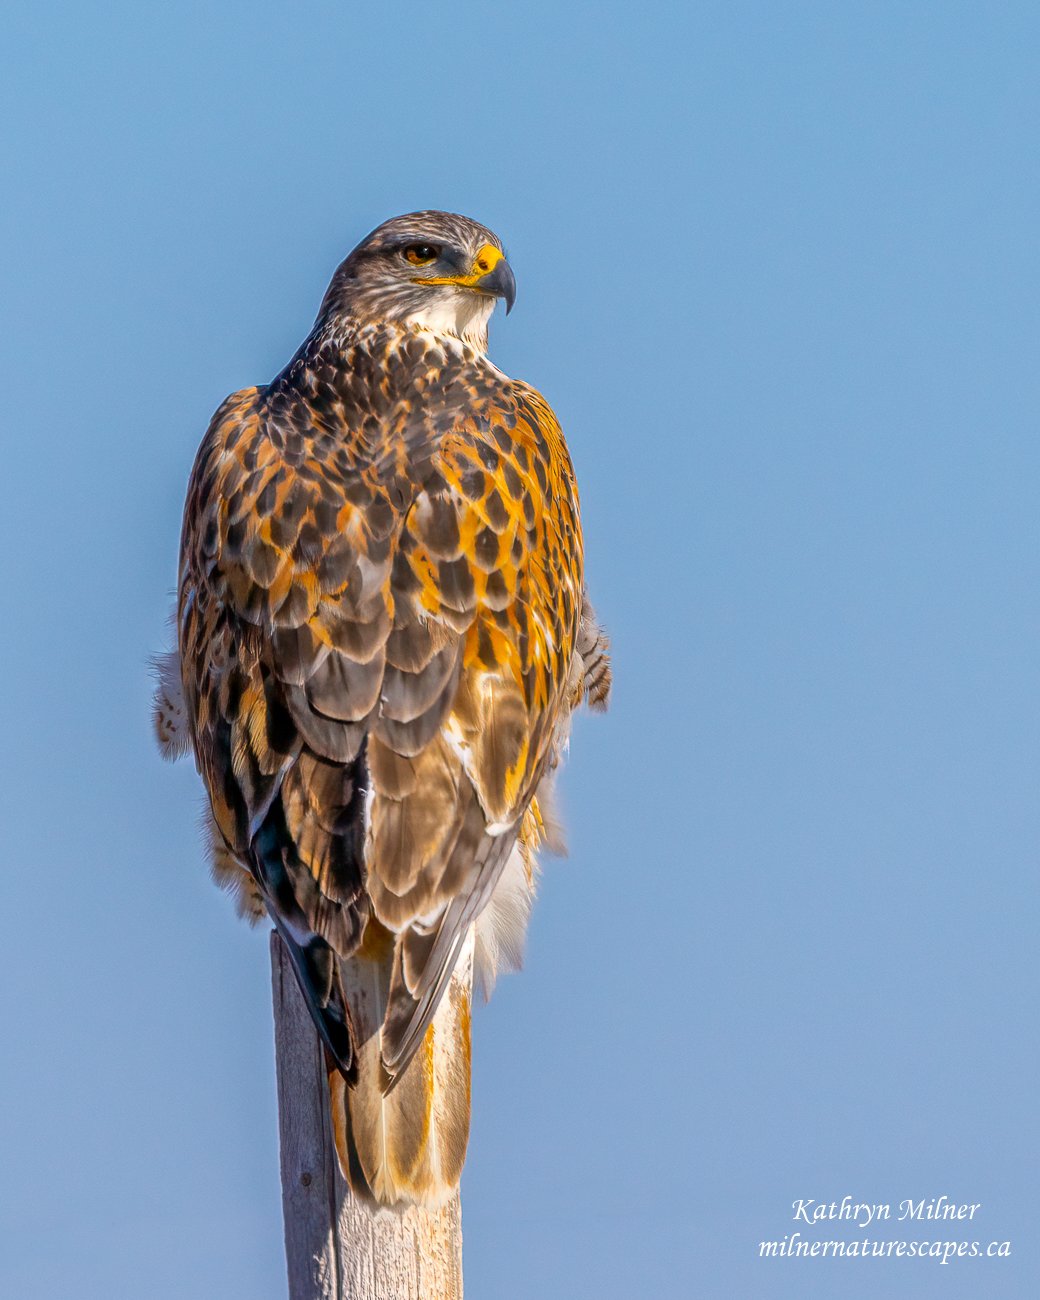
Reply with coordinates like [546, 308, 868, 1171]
[2, 3, 1038, 1297]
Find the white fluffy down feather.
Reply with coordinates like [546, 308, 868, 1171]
[472, 842, 538, 1002]
[151, 647, 190, 760]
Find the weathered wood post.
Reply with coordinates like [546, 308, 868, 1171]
[270, 933, 465, 1300]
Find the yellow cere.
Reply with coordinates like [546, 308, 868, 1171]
[415, 243, 504, 288]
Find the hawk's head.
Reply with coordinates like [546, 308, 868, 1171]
[318, 211, 516, 351]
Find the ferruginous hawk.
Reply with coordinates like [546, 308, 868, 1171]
[154, 211, 610, 1207]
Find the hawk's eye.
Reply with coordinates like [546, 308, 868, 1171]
[403, 244, 440, 267]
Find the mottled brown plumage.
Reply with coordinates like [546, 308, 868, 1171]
[162, 211, 610, 1206]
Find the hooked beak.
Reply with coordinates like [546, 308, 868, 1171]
[415, 243, 517, 314]
[473, 248, 517, 314]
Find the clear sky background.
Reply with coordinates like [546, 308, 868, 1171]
[2, 3, 1037, 1297]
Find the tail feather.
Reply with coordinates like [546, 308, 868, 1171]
[329, 922, 472, 1210]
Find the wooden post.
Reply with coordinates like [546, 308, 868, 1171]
[270, 933, 464, 1300]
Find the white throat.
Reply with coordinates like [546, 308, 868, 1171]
[403, 291, 496, 351]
